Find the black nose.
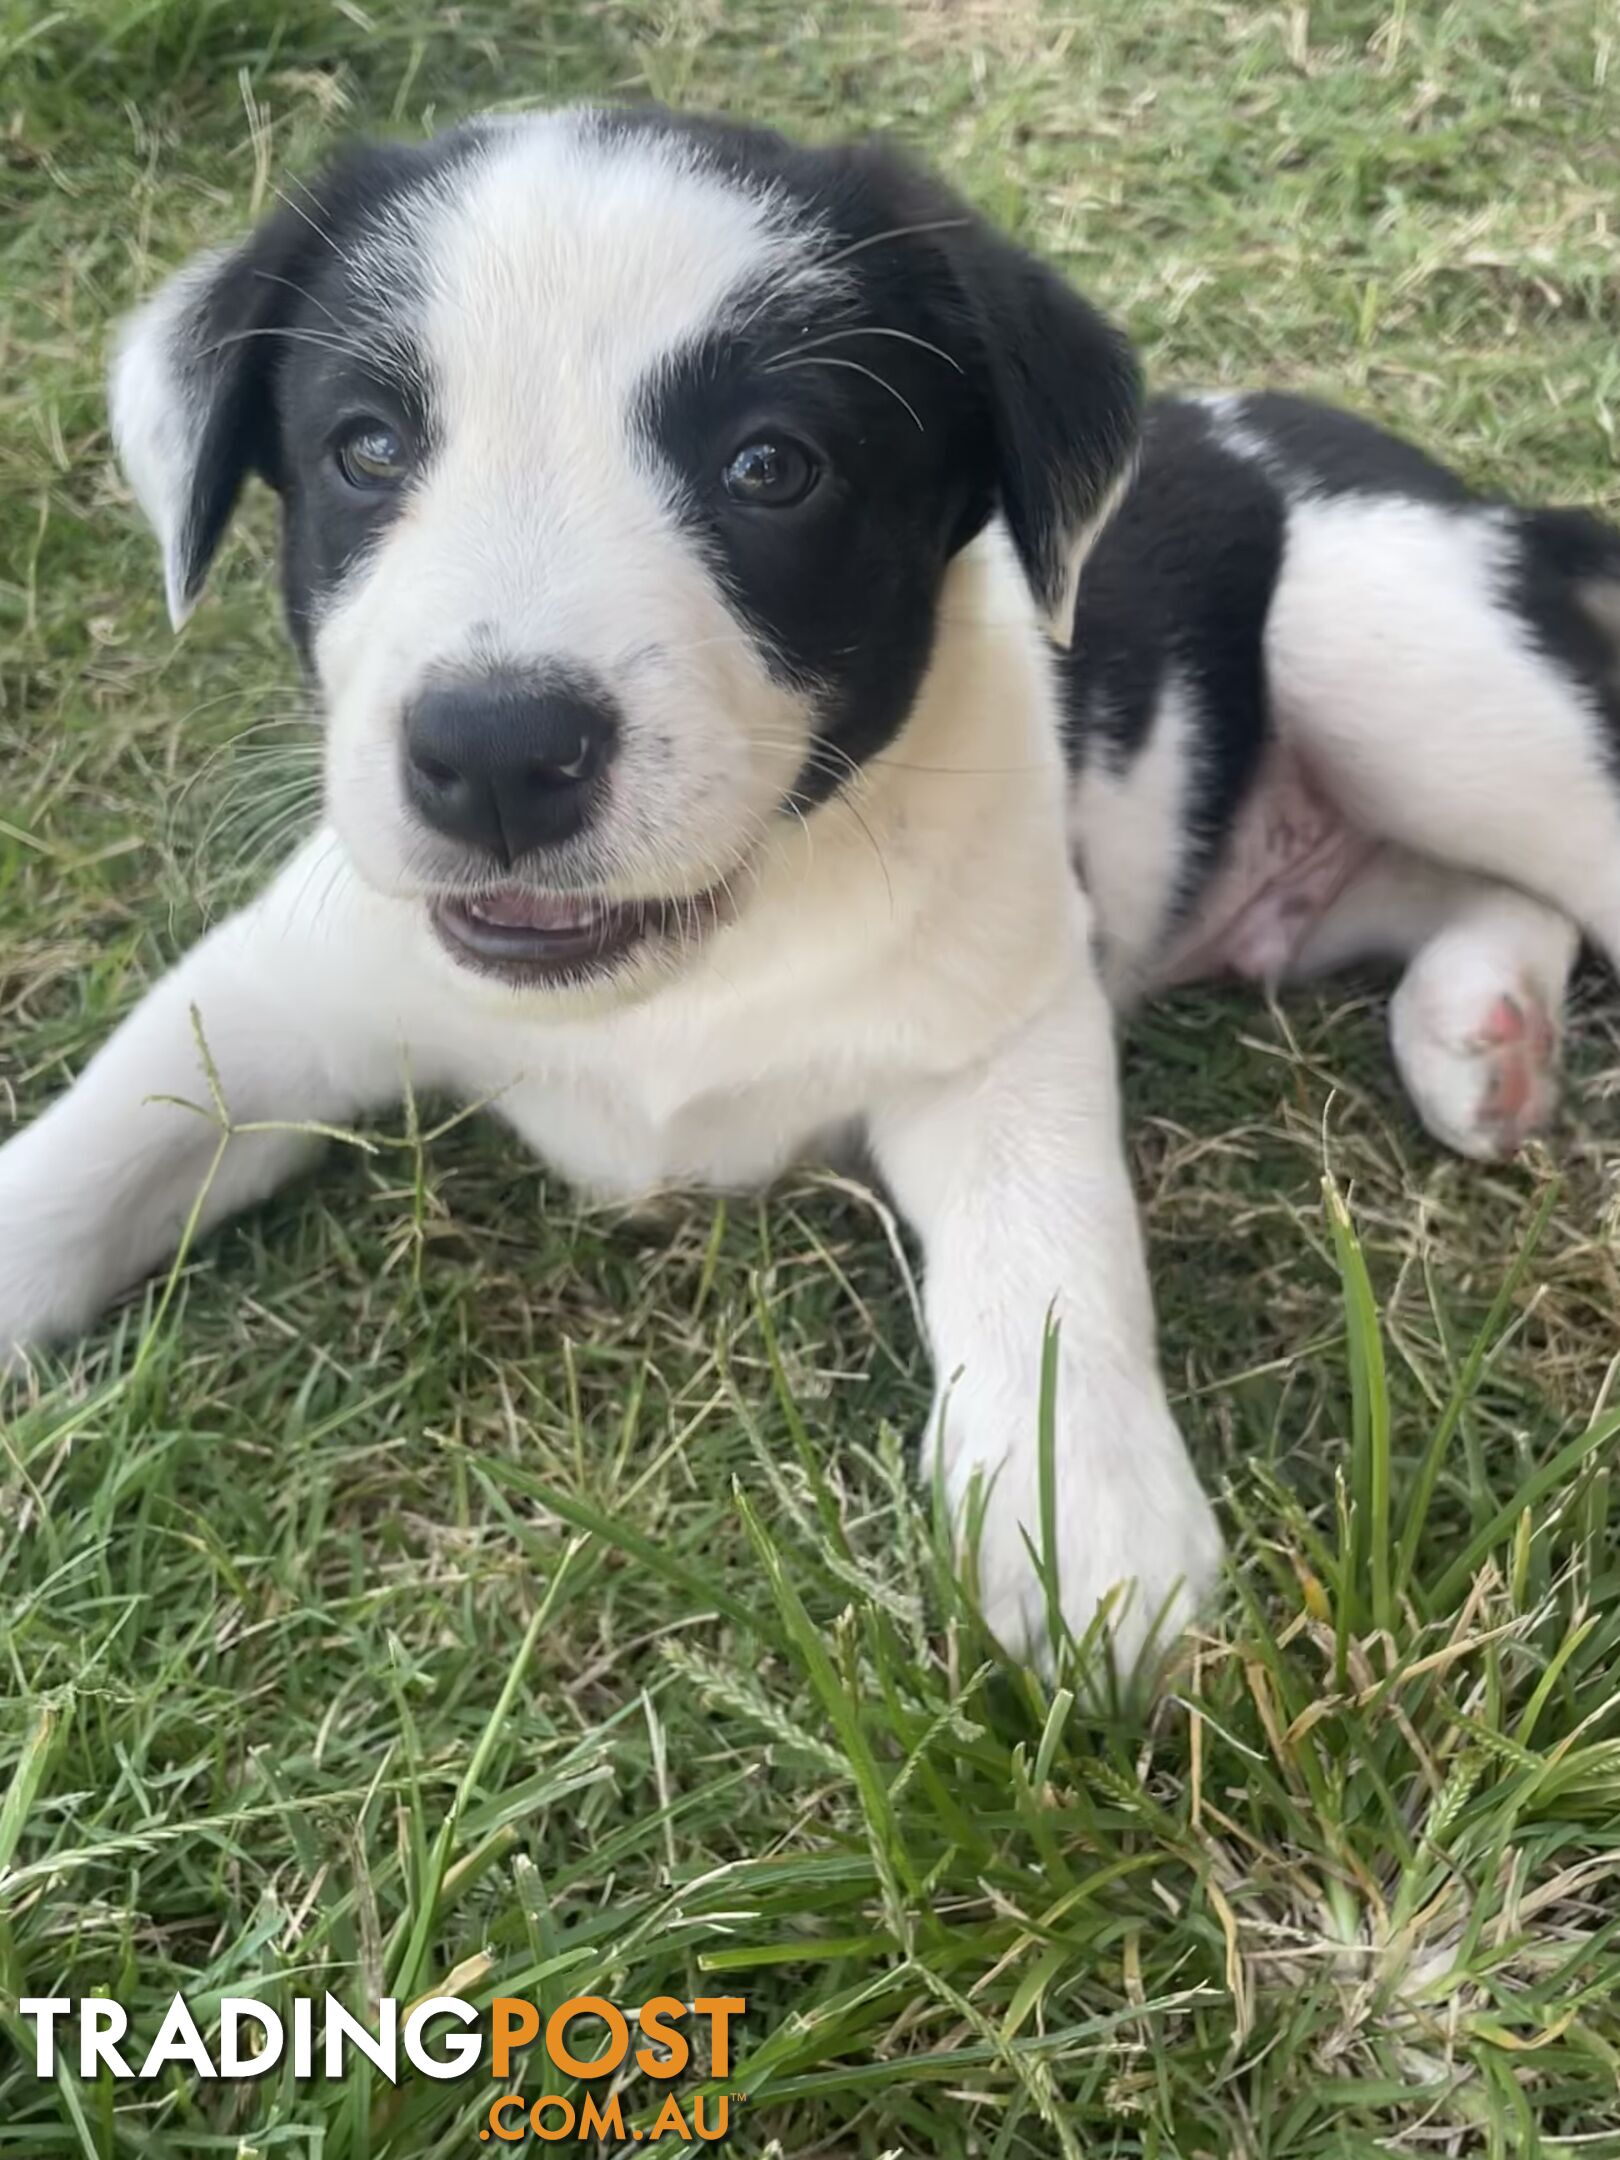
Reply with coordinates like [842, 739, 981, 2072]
[403, 674, 618, 861]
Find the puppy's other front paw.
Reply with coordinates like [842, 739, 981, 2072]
[936, 1375, 1222, 1682]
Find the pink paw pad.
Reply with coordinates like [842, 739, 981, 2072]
[1471, 992, 1558, 1145]
[1477, 994, 1529, 1046]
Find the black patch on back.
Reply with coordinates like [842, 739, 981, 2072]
[1234, 394, 1620, 773]
[1063, 397, 1285, 905]
[1227, 396, 1620, 761]
[1066, 388, 1620, 918]
[1222, 390, 1476, 507]
[1507, 506, 1620, 763]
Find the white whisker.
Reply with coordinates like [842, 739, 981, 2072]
[765, 323, 963, 375]
[817, 216, 972, 270]
[764, 353, 924, 433]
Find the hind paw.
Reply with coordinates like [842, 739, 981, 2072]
[1391, 977, 1561, 1161]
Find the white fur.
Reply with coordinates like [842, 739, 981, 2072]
[318, 116, 843, 927]
[869, 925, 1220, 1661]
[28, 124, 1620, 1683]
[1291, 850, 1578, 1158]
[1069, 670, 1199, 1000]
[30, 114, 1229, 1676]
[1188, 390, 1275, 470]
[1047, 450, 1139, 649]
[109, 250, 230, 628]
[1389, 894, 1574, 1159]
[0, 520, 1221, 1673]
[1270, 495, 1620, 960]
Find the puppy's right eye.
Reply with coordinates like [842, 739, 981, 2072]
[333, 421, 408, 490]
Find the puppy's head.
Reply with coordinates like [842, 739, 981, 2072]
[113, 107, 1137, 997]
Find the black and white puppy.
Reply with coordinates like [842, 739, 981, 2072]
[4, 107, 1617, 1668]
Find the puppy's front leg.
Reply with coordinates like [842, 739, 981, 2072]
[0, 832, 408, 1359]
[870, 940, 1221, 1674]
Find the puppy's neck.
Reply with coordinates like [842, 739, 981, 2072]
[757, 522, 1071, 926]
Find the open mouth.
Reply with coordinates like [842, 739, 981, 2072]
[429, 885, 720, 983]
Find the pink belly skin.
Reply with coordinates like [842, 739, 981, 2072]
[1155, 744, 1376, 987]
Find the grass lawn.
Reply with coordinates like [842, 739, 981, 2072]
[4, 0, 1620, 2151]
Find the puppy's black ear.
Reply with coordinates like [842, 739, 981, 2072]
[946, 219, 1140, 642]
[109, 202, 313, 627]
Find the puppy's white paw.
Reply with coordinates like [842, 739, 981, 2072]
[0, 1142, 113, 1369]
[1391, 956, 1561, 1161]
[934, 1372, 1222, 1681]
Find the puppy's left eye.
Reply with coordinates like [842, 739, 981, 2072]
[333, 421, 408, 490]
[722, 438, 820, 508]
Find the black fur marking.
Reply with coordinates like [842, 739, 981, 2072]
[1507, 507, 1620, 764]
[623, 108, 1139, 801]
[1068, 390, 1620, 918]
[1227, 393, 1620, 762]
[1064, 398, 1284, 908]
[154, 129, 488, 650]
[151, 104, 1142, 801]
[638, 281, 986, 807]
[1210, 390, 1475, 507]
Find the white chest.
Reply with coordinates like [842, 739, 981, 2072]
[491, 1057, 858, 1196]
[412, 825, 1076, 1199]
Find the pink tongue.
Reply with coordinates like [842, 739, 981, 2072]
[471, 890, 606, 931]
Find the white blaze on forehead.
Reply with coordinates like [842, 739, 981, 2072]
[365, 111, 832, 442]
